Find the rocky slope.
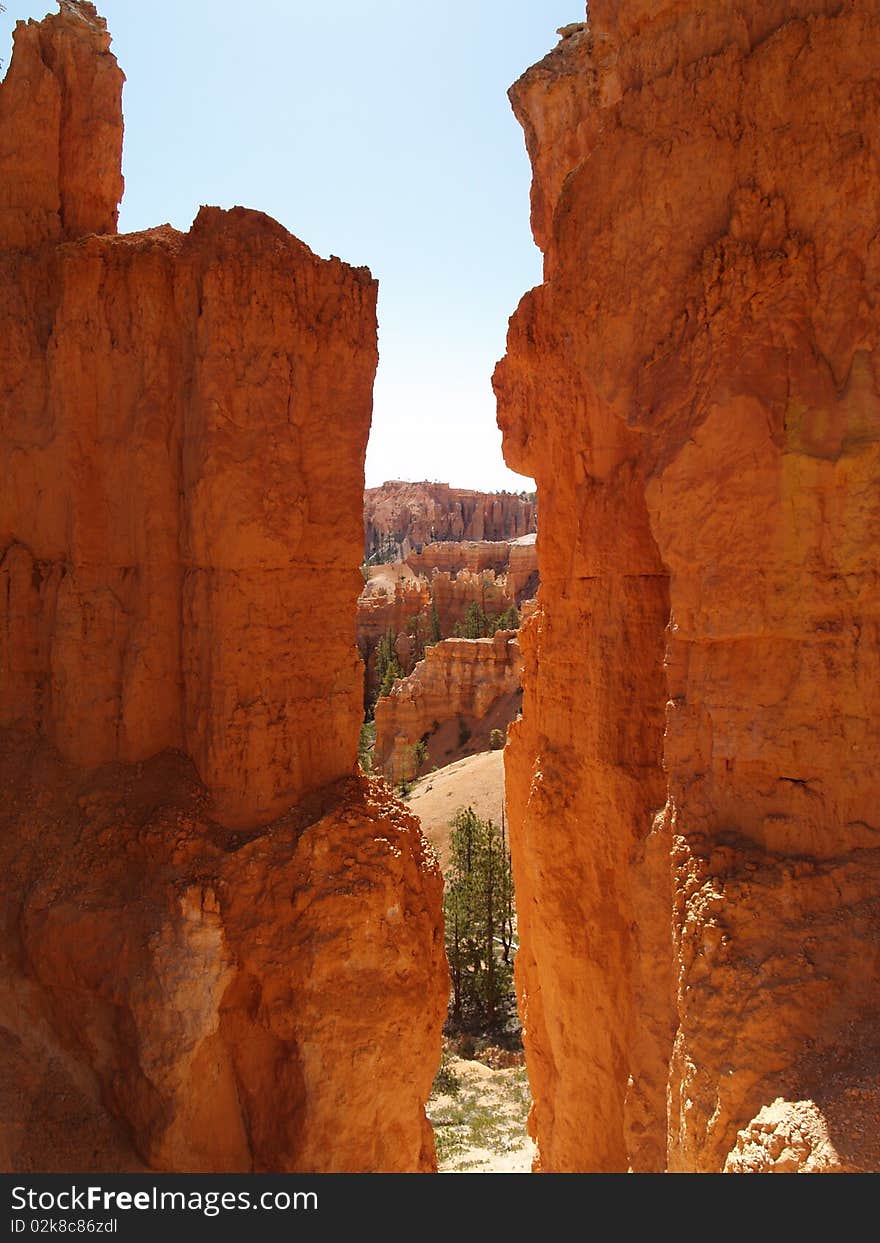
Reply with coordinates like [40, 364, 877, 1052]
[0, 2, 446, 1173]
[373, 634, 522, 784]
[496, 0, 880, 1172]
[364, 481, 536, 560]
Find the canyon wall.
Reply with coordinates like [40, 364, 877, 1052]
[406, 535, 538, 605]
[364, 480, 536, 559]
[0, 3, 446, 1173]
[496, 1, 880, 1172]
[407, 538, 519, 579]
[374, 633, 522, 783]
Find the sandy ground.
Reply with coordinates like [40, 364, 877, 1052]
[405, 749, 506, 868]
[428, 1056, 536, 1174]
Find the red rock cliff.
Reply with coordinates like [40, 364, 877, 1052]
[0, 3, 447, 1173]
[357, 538, 534, 704]
[1, 22, 373, 830]
[0, 2, 123, 248]
[496, 1, 880, 1172]
[364, 480, 536, 558]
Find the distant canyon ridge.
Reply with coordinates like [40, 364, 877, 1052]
[364, 480, 536, 562]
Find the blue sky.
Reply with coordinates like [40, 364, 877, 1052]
[2, 1, 583, 491]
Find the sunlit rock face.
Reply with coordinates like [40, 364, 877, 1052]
[364, 480, 536, 559]
[373, 632, 522, 782]
[357, 536, 536, 702]
[0, 3, 447, 1173]
[496, 0, 880, 1172]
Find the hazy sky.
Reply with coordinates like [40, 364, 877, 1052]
[2, 1, 583, 491]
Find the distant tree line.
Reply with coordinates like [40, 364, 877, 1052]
[452, 602, 519, 639]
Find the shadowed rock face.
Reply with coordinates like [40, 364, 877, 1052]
[0, 4, 447, 1172]
[496, 0, 880, 1172]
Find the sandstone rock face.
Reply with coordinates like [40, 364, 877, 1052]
[428, 569, 514, 638]
[374, 633, 522, 783]
[506, 534, 539, 603]
[364, 480, 536, 559]
[0, 732, 446, 1173]
[406, 535, 538, 606]
[407, 539, 518, 579]
[496, 0, 880, 1172]
[0, 4, 447, 1173]
[724, 1099, 848, 1174]
[1, 54, 375, 829]
[1, 201, 375, 829]
[0, 2, 123, 249]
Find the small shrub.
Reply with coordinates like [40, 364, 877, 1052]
[489, 728, 505, 751]
[431, 1045, 461, 1097]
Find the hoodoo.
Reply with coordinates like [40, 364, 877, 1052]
[496, 1, 880, 1172]
[0, 3, 446, 1172]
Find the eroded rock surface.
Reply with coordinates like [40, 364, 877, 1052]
[0, 3, 447, 1173]
[496, 0, 880, 1172]
[0, 732, 445, 1172]
[364, 480, 536, 560]
[357, 536, 534, 704]
[374, 634, 522, 784]
[1, 196, 374, 828]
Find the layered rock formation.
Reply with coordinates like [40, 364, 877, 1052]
[428, 569, 514, 637]
[364, 480, 536, 559]
[496, 0, 880, 1173]
[357, 536, 534, 704]
[505, 535, 539, 603]
[406, 535, 538, 605]
[0, 3, 446, 1173]
[407, 538, 516, 579]
[373, 633, 522, 783]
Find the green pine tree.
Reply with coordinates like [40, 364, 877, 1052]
[444, 807, 516, 1029]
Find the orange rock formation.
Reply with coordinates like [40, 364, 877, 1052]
[373, 633, 522, 783]
[357, 536, 535, 703]
[0, 3, 446, 1172]
[407, 537, 519, 579]
[0, 735, 445, 1173]
[364, 480, 536, 559]
[496, 0, 880, 1173]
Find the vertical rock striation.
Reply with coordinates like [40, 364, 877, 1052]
[496, 0, 880, 1172]
[1, 16, 373, 831]
[0, 1, 123, 248]
[0, 3, 447, 1172]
